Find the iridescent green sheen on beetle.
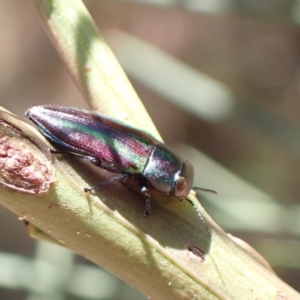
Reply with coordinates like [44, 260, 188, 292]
[26, 105, 215, 235]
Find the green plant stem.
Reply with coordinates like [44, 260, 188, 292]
[0, 0, 298, 299]
[29, 0, 159, 136]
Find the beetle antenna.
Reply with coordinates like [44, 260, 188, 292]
[185, 198, 211, 237]
[193, 187, 217, 195]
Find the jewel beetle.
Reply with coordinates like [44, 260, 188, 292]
[26, 105, 215, 234]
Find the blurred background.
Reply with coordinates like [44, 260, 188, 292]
[1, 0, 300, 299]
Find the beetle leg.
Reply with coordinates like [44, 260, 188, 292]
[50, 149, 63, 154]
[144, 198, 151, 217]
[68, 153, 101, 166]
[50, 149, 101, 166]
[140, 185, 151, 217]
[84, 174, 129, 192]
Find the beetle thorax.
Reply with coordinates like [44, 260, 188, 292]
[142, 143, 183, 195]
[142, 143, 194, 199]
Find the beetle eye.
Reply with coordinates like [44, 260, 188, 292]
[173, 160, 194, 198]
[174, 176, 189, 198]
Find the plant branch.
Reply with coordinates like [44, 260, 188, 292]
[0, 0, 298, 299]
